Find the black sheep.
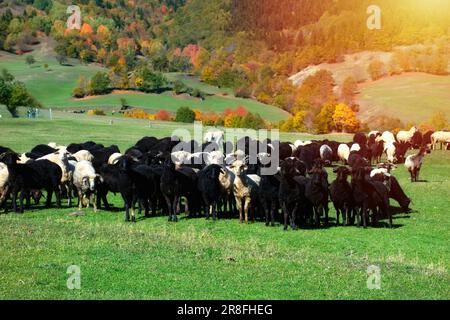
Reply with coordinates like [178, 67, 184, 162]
[305, 164, 329, 227]
[26, 144, 58, 159]
[330, 167, 353, 226]
[279, 158, 308, 230]
[351, 167, 392, 228]
[353, 133, 368, 146]
[197, 164, 224, 220]
[0, 152, 62, 213]
[258, 158, 280, 226]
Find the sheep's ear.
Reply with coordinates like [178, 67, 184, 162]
[95, 174, 104, 183]
[82, 176, 89, 187]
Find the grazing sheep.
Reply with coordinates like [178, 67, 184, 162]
[353, 133, 367, 146]
[422, 130, 434, 146]
[397, 126, 418, 144]
[377, 131, 396, 147]
[319, 145, 333, 165]
[73, 160, 102, 212]
[393, 142, 411, 164]
[431, 131, 450, 150]
[384, 143, 396, 163]
[197, 164, 225, 220]
[218, 165, 236, 216]
[350, 143, 361, 153]
[230, 160, 260, 224]
[0, 152, 62, 213]
[72, 150, 94, 162]
[330, 166, 353, 226]
[258, 153, 280, 226]
[305, 164, 329, 227]
[204, 130, 224, 147]
[338, 144, 350, 163]
[369, 140, 384, 164]
[351, 167, 392, 228]
[278, 157, 309, 230]
[405, 146, 430, 182]
[0, 162, 9, 206]
[411, 131, 423, 149]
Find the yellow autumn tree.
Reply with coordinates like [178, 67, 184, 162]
[280, 111, 307, 132]
[332, 103, 361, 133]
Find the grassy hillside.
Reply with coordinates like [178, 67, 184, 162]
[356, 73, 450, 123]
[0, 51, 290, 122]
[0, 116, 448, 299]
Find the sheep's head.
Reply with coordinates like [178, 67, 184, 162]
[229, 160, 247, 177]
[0, 152, 20, 166]
[333, 166, 351, 180]
[82, 174, 103, 191]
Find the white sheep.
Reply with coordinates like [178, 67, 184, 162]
[350, 143, 361, 153]
[108, 153, 123, 165]
[171, 151, 193, 166]
[405, 146, 430, 182]
[337, 144, 350, 163]
[376, 131, 396, 148]
[38, 150, 73, 206]
[384, 143, 396, 163]
[397, 126, 417, 144]
[229, 160, 260, 223]
[204, 130, 224, 147]
[73, 160, 102, 212]
[431, 131, 450, 150]
[72, 150, 94, 162]
[0, 162, 9, 205]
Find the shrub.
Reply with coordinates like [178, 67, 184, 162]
[175, 106, 196, 123]
[368, 59, 386, 81]
[72, 87, 86, 98]
[155, 109, 171, 121]
[124, 108, 152, 120]
[87, 109, 106, 116]
[173, 80, 187, 94]
[88, 72, 111, 95]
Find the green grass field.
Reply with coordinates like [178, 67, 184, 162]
[356, 73, 450, 123]
[0, 51, 290, 122]
[0, 115, 449, 300]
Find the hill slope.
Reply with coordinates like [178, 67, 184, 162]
[356, 73, 450, 123]
[0, 51, 290, 122]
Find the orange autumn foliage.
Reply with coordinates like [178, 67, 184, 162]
[80, 23, 93, 35]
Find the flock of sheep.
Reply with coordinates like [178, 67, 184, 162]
[0, 128, 448, 230]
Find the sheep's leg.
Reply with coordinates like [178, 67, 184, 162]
[270, 200, 276, 227]
[342, 206, 347, 227]
[356, 207, 361, 227]
[55, 187, 61, 209]
[46, 189, 53, 208]
[124, 203, 130, 222]
[262, 198, 269, 226]
[324, 203, 329, 226]
[212, 203, 217, 221]
[164, 196, 172, 221]
[244, 197, 251, 224]
[184, 197, 190, 217]
[78, 191, 83, 211]
[236, 197, 243, 223]
[91, 193, 97, 213]
[282, 202, 289, 231]
[335, 207, 340, 226]
[172, 196, 179, 222]
[314, 206, 320, 227]
[362, 203, 368, 229]
[291, 203, 298, 230]
[19, 191, 25, 213]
